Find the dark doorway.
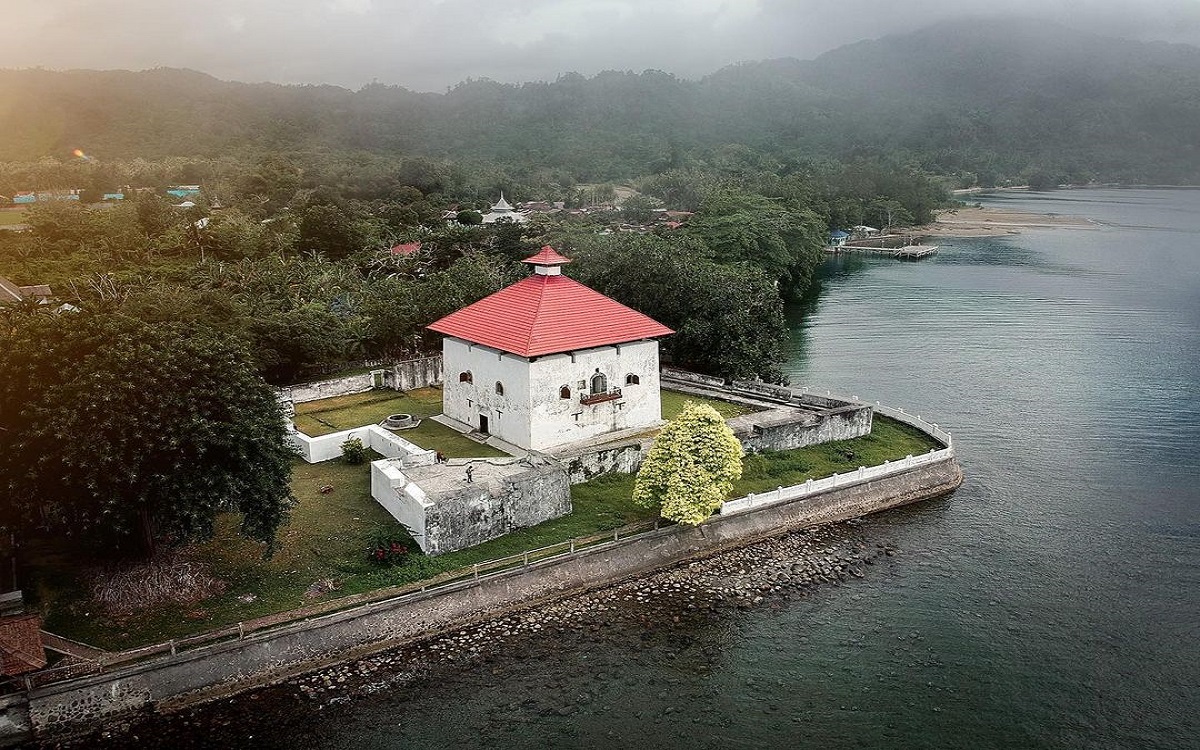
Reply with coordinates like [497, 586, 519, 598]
[479, 415, 489, 434]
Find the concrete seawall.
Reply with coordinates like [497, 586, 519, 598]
[18, 454, 962, 742]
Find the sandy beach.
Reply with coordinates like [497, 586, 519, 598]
[914, 205, 1094, 238]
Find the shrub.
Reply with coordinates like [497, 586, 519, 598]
[368, 538, 410, 566]
[341, 437, 368, 465]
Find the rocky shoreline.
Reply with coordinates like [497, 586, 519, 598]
[39, 519, 897, 748]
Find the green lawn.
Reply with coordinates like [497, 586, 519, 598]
[293, 389, 442, 435]
[293, 388, 507, 458]
[661, 389, 757, 420]
[732, 415, 942, 496]
[37, 459, 657, 650]
[0, 210, 26, 226]
[37, 458, 410, 650]
[33, 405, 940, 651]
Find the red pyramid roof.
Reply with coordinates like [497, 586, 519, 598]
[390, 241, 422, 256]
[522, 246, 572, 266]
[428, 273, 673, 357]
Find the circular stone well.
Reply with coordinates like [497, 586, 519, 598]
[381, 413, 419, 430]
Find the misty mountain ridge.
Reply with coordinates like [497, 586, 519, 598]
[2, 17, 1198, 184]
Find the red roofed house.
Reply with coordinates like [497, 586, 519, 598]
[389, 241, 422, 257]
[428, 246, 673, 451]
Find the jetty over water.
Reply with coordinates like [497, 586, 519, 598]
[826, 244, 939, 260]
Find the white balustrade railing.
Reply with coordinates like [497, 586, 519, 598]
[720, 394, 954, 516]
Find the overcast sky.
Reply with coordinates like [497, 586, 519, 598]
[3, 0, 1199, 91]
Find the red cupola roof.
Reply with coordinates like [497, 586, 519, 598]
[522, 245, 572, 266]
[427, 248, 672, 357]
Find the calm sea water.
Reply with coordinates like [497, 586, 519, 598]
[107, 189, 1200, 749]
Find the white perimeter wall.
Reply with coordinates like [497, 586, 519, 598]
[286, 425, 436, 466]
[441, 337, 663, 451]
[282, 373, 380, 404]
[370, 460, 430, 549]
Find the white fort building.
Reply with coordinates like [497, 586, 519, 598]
[428, 246, 673, 451]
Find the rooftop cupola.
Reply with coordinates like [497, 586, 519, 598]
[492, 192, 514, 212]
[523, 245, 572, 276]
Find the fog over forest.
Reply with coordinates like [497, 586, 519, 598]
[4, 0, 1200, 90]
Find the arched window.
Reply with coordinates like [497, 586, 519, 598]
[459, 371, 473, 384]
[559, 385, 571, 399]
[590, 371, 608, 395]
[495, 381, 504, 395]
[625, 373, 640, 386]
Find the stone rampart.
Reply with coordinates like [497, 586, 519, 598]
[729, 379, 796, 401]
[0, 695, 30, 749]
[423, 462, 571, 554]
[391, 356, 443, 391]
[372, 457, 572, 555]
[660, 367, 727, 388]
[278, 356, 442, 407]
[20, 454, 961, 742]
[730, 403, 873, 453]
[553, 439, 652, 484]
[282, 372, 380, 404]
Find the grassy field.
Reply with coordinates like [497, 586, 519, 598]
[36, 458, 410, 650]
[292, 389, 442, 435]
[293, 388, 507, 458]
[0, 209, 27, 226]
[732, 415, 941, 496]
[34, 401, 940, 650]
[36, 459, 658, 650]
[292, 387, 751, 457]
[660, 388, 757, 420]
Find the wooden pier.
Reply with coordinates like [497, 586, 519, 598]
[825, 244, 939, 260]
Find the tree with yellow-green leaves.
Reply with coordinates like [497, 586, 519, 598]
[633, 402, 743, 526]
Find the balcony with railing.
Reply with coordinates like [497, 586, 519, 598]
[579, 387, 622, 406]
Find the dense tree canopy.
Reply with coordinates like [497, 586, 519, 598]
[569, 234, 789, 380]
[684, 189, 826, 300]
[0, 310, 295, 557]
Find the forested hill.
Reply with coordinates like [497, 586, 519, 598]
[3, 18, 1199, 184]
[705, 18, 1200, 185]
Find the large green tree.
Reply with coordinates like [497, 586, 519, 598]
[684, 189, 826, 300]
[569, 235, 789, 380]
[633, 402, 743, 526]
[0, 310, 295, 557]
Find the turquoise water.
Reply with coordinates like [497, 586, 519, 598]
[80, 189, 1200, 749]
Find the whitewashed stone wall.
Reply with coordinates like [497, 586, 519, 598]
[391, 356, 443, 390]
[371, 458, 570, 554]
[282, 372, 383, 404]
[371, 461, 431, 548]
[287, 425, 436, 465]
[441, 338, 663, 451]
[442, 338, 534, 446]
